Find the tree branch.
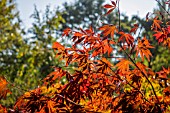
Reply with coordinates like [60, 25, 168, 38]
[155, 0, 170, 16]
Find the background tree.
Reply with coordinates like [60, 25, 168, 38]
[0, 0, 26, 106]
[0, 0, 65, 106]
[61, 0, 135, 31]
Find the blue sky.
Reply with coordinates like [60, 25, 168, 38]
[16, 0, 157, 28]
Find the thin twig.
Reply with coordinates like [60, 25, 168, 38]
[116, 0, 160, 104]
[56, 94, 83, 106]
[108, 66, 150, 103]
[118, 44, 160, 104]
[155, 0, 170, 16]
[117, 0, 121, 31]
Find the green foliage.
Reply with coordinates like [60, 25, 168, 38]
[0, 0, 65, 106]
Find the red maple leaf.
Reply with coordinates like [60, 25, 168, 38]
[103, 1, 117, 15]
[154, 28, 168, 43]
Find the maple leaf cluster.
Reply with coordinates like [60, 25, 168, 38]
[152, 17, 170, 48]
[0, 0, 170, 113]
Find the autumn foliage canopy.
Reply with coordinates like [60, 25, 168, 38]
[0, 0, 170, 113]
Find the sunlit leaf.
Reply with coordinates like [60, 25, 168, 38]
[118, 32, 134, 47]
[62, 28, 71, 36]
[153, 26, 169, 44]
[151, 16, 162, 30]
[136, 37, 154, 61]
[47, 100, 56, 113]
[52, 42, 65, 50]
[99, 25, 118, 38]
[115, 59, 134, 73]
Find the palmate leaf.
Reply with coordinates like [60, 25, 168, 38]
[136, 37, 154, 61]
[92, 39, 115, 57]
[115, 59, 134, 73]
[44, 68, 66, 84]
[118, 32, 134, 47]
[47, 100, 56, 113]
[103, 39, 115, 56]
[163, 86, 170, 104]
[156, 67, 170, 80]
[52, 42, 65, 51]
[99, 24, 118, 38]
[153, 26, 170, 44]
[62, 28, 71, 36]
[154, 30, 167, 43]
[103, 1, 117, 15]
[151, 16, 162, 30]
[101, 57, 113, 68]
[96, 58, 113, 73]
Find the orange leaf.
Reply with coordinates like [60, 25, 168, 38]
[97, 58, 113, 73]
[136, 37, 154, 61]
[62, 28, 71, 36]
[136, 62, 148, 75]
[99, 25, 117, 38]
[163, 86, 170, 96]
[101, 57, 113, 67]
[0, 104, 7, 113]
[0, 76, 11, 100]
[103, 1, 116, 15]
[47, 100, 56, 113]
[118, 32, 134, 46]
[151, 16, 162, 30]
[103, 39, 114, 56]
[73, 32, 84, 37]
[52, 42, 65, 50]
[115, 59, 134, 73]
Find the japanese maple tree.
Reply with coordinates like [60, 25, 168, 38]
[0, 0, 170, 113]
